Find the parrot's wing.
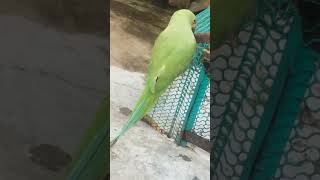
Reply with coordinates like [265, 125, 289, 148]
[148, 29, 197, 81]
[147, 30, 174, 72]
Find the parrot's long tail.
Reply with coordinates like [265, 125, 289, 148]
[110, 89, 156, 147]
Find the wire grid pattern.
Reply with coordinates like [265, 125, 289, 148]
[271, 59, 320, 180]
[210, 1, 295, 179]
[148, 8, 210, 142]
[192, 84, 210, 139]
[270, 1, 320, 178]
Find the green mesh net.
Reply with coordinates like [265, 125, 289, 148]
[148, 7, 210, 150]
[253, 0, 320, 179]
[210, 0, 298, 179]
[268, 52, 319, 180]
[250, 46, 317, 179]
[210, 0, 320, 179]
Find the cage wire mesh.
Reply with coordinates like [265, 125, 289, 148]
[210, 0, 298, 179]
[148, 7, 210, 148]
[264, 1, 320, 179]
[271, 56, 320, 180]
[210, 0, 320, 179]
[192, 86, 210, 140]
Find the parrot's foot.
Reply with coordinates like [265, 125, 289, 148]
[110, 137, 119, 148]
[201, 48, 210, 63]
[201, 48, 211, 76]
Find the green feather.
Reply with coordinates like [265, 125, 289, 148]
[111, 88, 156, 147]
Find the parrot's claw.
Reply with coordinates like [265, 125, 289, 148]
[201, 48, 210, 64]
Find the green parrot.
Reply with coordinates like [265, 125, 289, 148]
[64, 97, 108, 180]
[212, 0, 257, 50]
[110, 9, 197, 147]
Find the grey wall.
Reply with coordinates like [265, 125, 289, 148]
[0, 1, 107, 179]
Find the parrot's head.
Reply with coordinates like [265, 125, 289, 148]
[171, 9, 196, 31]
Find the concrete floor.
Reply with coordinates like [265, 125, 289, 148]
[0, 15, 107, 179]
[110, 66, 210, 180]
